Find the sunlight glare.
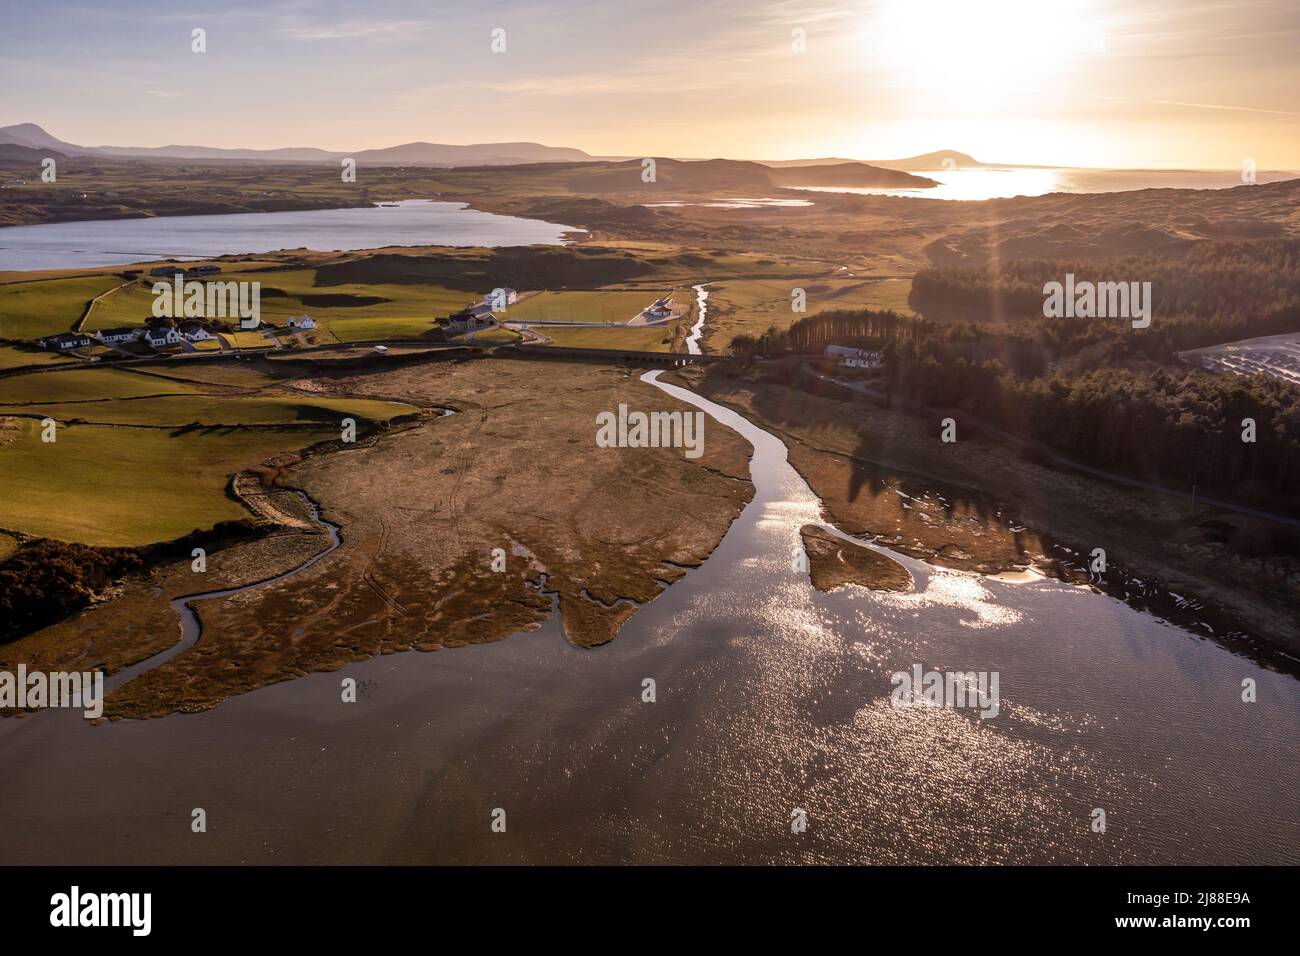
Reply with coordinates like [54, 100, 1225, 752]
[866, 0, 1099, 93]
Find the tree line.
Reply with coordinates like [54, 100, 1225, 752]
[728, 302, 1300, 510]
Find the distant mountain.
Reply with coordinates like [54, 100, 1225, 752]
[0, 123, 592, 167]
[869, 150, 982, 171]
[0, 123, 90, 155]
[0, 142, 68, 163]
[571, 158, 777, 192]
[769, 162, 937, 188]
[93, 144, 341, 161]
[352, 141, 592, 166]
[763, 150, 984, 171]
[562, 157, 935, 193]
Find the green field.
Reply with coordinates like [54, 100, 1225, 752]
[0, 368, 202, 404]
[0, 354, 422, 545]
[502, 290, 667, 325]
[0, 393, 415, 427]
[0, 345, 76, 370]
[126, 364, 281, 388]
[540, 322, 683, 351]
[84, 268, 479, 344]
[0, 418, 349, 546]
[705, 277, 914, 351]
[0, 274, 128, 339]
[469, 327, 523, 343]
[218, 331, 274, 350]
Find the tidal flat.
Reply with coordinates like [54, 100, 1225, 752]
[2, 355, 754, 719]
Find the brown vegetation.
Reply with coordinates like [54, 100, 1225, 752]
[799, 525, 912, 592]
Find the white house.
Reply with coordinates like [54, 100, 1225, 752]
[645, 296, 674, 321]
[96, 327, 142, 345]
[41, 332, 93, 351]
[144, 326, 181, 348]
[287, 315, 317, 330]
[177, 322, 213, 341]
[442, 308, 495, 334]
[824, 344, 883, 369]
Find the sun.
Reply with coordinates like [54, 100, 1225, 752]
[865, 0, 1101, 94]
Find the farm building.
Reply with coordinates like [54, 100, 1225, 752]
[824, 345, 884, 369]
[177, 322, 214, 341]
[144, 326, 181, 348]
[41, 332, 93, 351]
[96, 327, 142, 345]
[149, 264, 221, 278]
[287, 315, 317, 330]
[645, 297, 674, 321]
[440, 309, 494, 334]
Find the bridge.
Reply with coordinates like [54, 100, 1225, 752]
[498, 344, 723, 366]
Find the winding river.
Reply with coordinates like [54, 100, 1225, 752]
[1, 332, 1297, 864]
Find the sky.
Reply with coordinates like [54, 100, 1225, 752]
[2, 0, 1298, 168]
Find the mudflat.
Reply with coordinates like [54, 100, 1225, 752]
[677, 366, 1300, 659]
[3, 355, 754, 719]
[799, 524, 912, 592]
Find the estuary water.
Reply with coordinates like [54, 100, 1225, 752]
[794, 166, 1300, 201]
[0, 368, 1296, 864]
[0, 199, 580, 272]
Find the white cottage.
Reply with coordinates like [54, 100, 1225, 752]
[144, 326, 181, 348]
[96, 327, 142, 345]
[824, 345, 883, 369]
[178, 322, 213, 341]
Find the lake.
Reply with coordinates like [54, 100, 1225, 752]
[794, 167, 1300, 202]
[0, 200, 581, 272]
[1, 367, 1295, 864]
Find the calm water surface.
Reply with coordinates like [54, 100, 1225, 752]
[0, 199, 579, 271]
[795, 167, 1300, 201]
[0, 370, 1296, 864]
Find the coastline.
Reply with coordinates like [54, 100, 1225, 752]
[670, 366, 1300, 669]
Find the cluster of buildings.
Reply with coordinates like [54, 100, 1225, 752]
[40, 313, 319, 354]
[644, 297, 674, 322]
[42, 322, 218, 351]
[438, 288, 518, 334]
[824, 345, 884, 369]
[148, 264, 222, 279]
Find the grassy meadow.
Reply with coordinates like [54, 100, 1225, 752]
[0, 273, 128, 339]
[0, 344, 76, 370]
[0, 418, 347, 545]
[539, 322, 684, 351]
[0, 361, 419, 546]
[0, 367, 203, 404]
[80, 266, 481, 344]
[502, 290, 667, 324]
[704, 277, 914, 352]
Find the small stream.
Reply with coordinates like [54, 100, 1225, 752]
[687, 283, 709, 355]
[105, 492, 341, 693]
